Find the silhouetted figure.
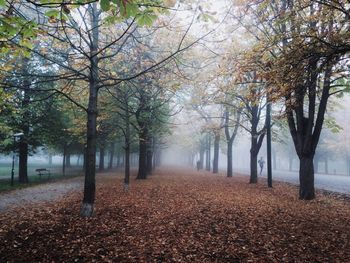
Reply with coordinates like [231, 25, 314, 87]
[196, 161, 200, 171]
[258, 157, 265, 175]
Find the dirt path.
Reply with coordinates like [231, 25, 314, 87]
[0, 176, 83, 212]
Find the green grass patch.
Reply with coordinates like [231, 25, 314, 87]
[0, 171, 83, 193]
[0, 163, 63, 177]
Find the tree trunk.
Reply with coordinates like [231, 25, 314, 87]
[18, 138, 28, 183]
[82, 87, 97, 216]
[324, 156, 328, 174]
[266, 101, 272, 187]
[286, 62, 332, 201]
[152, 138, 156, 170]
[116, 150, 121, 168]
[49, 154, 53, 166]
[199, 144, 205, 170]
[153, 149, 157, 170]
[124, 105, 131, 191]
[137, 128, 148, 179]
[205, 134, 211, 171]
[81, 2, 99, 218]
[224, 109, 241, 178]
[299, 155, 315, 200]
[249, 103, 265, 183]
[108, 142, 115, 169]
[62, 144, 66, 176]
[213, 133, 220, 174]
[99, 146, 105, 171]
[347, 153, 350, 176]
[66, 153, 71, 168]
[18, 58, 30, 184]
[147, 149, 153, 175]
[124, 144, 130, 191]
[249, 145, 258, 184]
[227, 142, 233, 177]
[155, 150, 161, 167]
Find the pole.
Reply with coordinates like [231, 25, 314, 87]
[266, 102, 272, 187]
[11, 136, 15, 186]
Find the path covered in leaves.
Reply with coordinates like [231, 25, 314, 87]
[0, 168, 349, 262]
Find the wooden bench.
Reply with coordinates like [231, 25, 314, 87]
[35, 168, 51, 179]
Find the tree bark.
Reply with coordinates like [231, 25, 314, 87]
[249, 137, 258, 184]
[286, 62, 332, 200]
[124, 143, 130, 191]
[213, 133, 220, 174]
[227, 142, 233, 177]
[266, 101, 272, 187]
[124, 119, 130, 190]
[81, 3, 99, 217]
[224, 109, 241, 178]
[248, 102, 266, 183]
[137, 128, 148, 179]
[18, 68, 30, 184]
[299, 155, 315, 200]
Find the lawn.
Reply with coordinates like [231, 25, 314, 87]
[0, 169, 349, 262]
[0, 163, 83, 192]
[0, 163, 83, 177]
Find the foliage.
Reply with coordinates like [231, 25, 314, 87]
[0, 0, 175, 57]
[41, 97, 85, 154]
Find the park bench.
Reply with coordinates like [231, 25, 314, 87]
[35, 168, 51, 179]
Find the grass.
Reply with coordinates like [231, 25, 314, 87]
[0, 167, 84, 192]
[0, 163, 70, 177]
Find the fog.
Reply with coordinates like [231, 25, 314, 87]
[161, 94, 350, 178]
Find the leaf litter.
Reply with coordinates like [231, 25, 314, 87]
[0, 168, 349, 262]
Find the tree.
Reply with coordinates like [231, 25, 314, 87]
[41, 97, 85, 175]
[1, 0, 204, 216]
[238, 0, 350, 198]
[224, 107, 241, 177]
[1, 54, 63, 182]
[233, 69, 267, 183]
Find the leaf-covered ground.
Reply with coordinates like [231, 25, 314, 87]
[0, 168, 349, 262]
